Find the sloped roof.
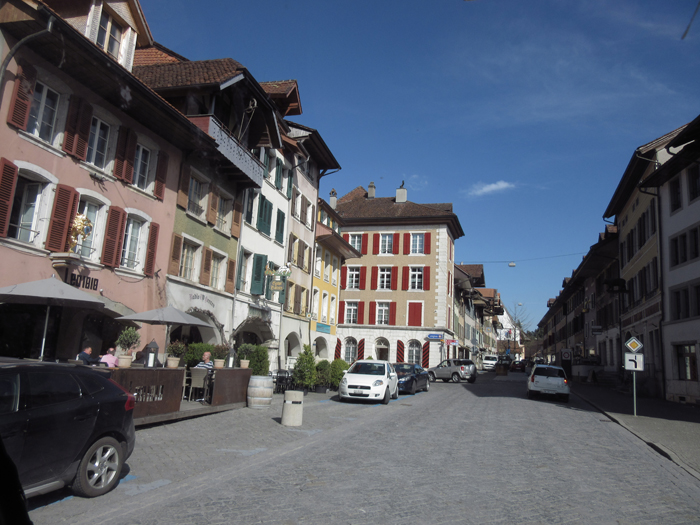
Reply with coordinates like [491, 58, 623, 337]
[261, 80, 302, 117]
[133, 58, 245, 90]
[134, 42, 188, 67]
[456, 264, 484, 282]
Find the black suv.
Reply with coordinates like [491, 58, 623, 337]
[0, 358, 136, 498]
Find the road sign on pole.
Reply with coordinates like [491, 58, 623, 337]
[625, 337, 643, 353]
[625, 352, 644, 417]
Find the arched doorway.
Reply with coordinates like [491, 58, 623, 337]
[375, 337, 390, 361]
[314, 337, 328, 360]
[285, 332, 301, 369]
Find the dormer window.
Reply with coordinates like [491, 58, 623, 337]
[97, 12, 123, 59]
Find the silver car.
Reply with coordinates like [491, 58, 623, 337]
[428, 359, 477, 383]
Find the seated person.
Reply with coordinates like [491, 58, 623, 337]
[100, 347, 118, 368]
[195, 351, 214, 369]
[77, 346, 101, 365]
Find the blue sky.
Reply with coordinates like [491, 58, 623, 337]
[141, 0, 700, 329]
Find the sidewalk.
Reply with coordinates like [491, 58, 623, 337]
[572, 382, 700, 481]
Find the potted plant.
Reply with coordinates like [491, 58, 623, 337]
[116, 327, 141, 367]
[211, 344, 230, 369]
[293, 345, 317, 394]
[236, 343, 256, 369]
[329, 358, 349, 390]
[247, 345, 270, 376]
[166, 340, 187, 368]
[315, 360, 331, 393]
[183, 343, 214, 368]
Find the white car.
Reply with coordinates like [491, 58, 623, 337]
[339, 360, 399, 404]
[482, 355, 498, 370]
[526, 364, 570, 402]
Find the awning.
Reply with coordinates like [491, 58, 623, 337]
[232, 316, 275, 342]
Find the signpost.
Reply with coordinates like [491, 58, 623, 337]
[624, 337, 644, 416]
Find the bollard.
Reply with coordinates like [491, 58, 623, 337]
[281, 390, 303, 426]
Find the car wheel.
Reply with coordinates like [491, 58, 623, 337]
[428, 372, 436, 382]
[392, 383, 399, 399]
[72, 436, 123, 498]
[561, 394, 569, 403]
[526, 389, 533, 399]
[382, 388, 390, 404]
[410, 382, 416, 395]
[451, 373, 460, 383]
[424, 379, 430, 392]
[468, 376, 476, 384]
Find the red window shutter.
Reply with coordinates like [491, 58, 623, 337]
[391, 267, 398, 290]
[409, 303, 423, 327]
[369, 301, 376, 325]
[154, 151, 168, 201]
[167, 233, 183, 276]
[448, 271, 451, 295]
[207, 186, 218, 225]
[359, 266, 367, 290]
[338, 301, 345, 324]
[114, 127, 136, 182]
[424, 266, 430, 291]
[373, 233, 380, 254]
[393, 233, 399, 254]
[0, 158, 19, 238]
[389, 302, 397, 325]
[7, 62, 37, 130]
[200, 247, 213, 285]
[177, 163, 190, 209]
[361, 233, 368, 255]
[404, 232, 410, 255]
[370, 266, 378, 290]
[402, 266, 409, 291]
[101, 207, 126, 268]
[144, 222, 159, 277]
[225, 258, 236, 293]
[342, 233, 349, 242]
[424, 232, 431, 254]
[74, 100, 93, 161]
[357, 301, 365, 324]
[45, 184, 79, 252]
[341, 266, 347, 289]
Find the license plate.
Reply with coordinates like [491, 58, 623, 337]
[542, 390, 555, 394]
[353, 390, 364, 395]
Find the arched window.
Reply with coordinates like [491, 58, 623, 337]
[407, 340, 421, 364]
[344, 337, 357, 363]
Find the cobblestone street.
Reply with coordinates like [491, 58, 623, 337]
[29, 372, 700, 524]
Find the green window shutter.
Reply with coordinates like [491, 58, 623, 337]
[257, 196, 271, 236]
[250, 254, 268, 295]
[265, 264, 273, 300]
[286, 177, 293, 199]
[263, 150, 270, 178]
[275, 160, 283, 189]
[236, 257, 243, 291]
[265, 201, 273, 236]
[275, 210, 285, 244]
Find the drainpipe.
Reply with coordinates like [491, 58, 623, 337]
[0, 16, 56, 106]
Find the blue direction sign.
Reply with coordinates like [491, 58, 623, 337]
[427, 334, 442, 340]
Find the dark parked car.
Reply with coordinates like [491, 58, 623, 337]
[393, 363, 430, 395]
[510, 360, 527, 372]
[0, 358, 136, 498]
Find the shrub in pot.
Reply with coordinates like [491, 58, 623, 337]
[166, 340, 187, 367]
[116, 327, 141, 356]
[329, 358, 349, 389]
[315, 360, 331, 392]
[236, 344, 269, 375]
[293, 345, 317, 392]
[184, 343, 214, 368]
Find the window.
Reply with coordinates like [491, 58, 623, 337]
[8, 176, 42, 243]
[311, 288, 320, 320]
[671, 288, 690, 320]
[121, 217, 144, 270]
[315, 246, 322, 277]
[347, 267, 361, 289]
[72, 199, 100, 258]
[330, 296, 336, 324]
[378, 267, 392, 290]
[376, 302, 390, 325]
[236, 252, 250, 291]
[380, 233, 393, 254]
[324, 251, 331, 281]
[345, 302, 358, 324]
[344, 338, 357, 363]
[410, 267, 424, 290]
[411, 233, 424, 254]
[97, 11, 123, 59]
[27, 81, 59, 143]
[86, 117, 110, 169]
[244, 190, 255, 224]
[407, 340, 421, 364]
[132, 144, 151, 190]
[322, 292, 329, 323]
[275, 210, 285, 244]
[187, 173, 207, 219]
[332, 257, 338, 286]
[216, 194, 231, 231]
[670, 177, 682, 212]
[676, 345, 697, 381]
[209, 253, 224, 289]
[689, 165, 700, 202]
[256, 195, 273, 236]
[349, 234, 362, 252]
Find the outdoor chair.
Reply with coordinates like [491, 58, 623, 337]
[182, 369, 191, 400]
[189, 368, 209, 402]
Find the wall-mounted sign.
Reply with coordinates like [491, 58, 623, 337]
[316, 323, 331, 334]
[70, 273, 98, 291]
[444, 339, 458, 346]
[270, 281, 285, 292]
[427, 334, 442, 340]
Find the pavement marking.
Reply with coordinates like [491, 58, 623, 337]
[121, 479, 171, 496]
[216, 448, 267, 456]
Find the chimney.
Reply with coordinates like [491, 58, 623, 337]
[329, 188, 337, 209]
[368, 182, 376, 199]
[396, 181, 407, 203]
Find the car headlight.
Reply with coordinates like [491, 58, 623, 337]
[340, 377, 347, 386]
[372, 379, 384, 387]
[398, 376, 408, 383]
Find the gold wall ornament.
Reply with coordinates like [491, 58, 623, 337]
[68, 214, 93, 251]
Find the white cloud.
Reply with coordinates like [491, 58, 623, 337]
[468, 181, 515, 197]
[407, 174, 428, 191]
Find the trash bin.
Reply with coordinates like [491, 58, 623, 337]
[281, 390, 303, 426]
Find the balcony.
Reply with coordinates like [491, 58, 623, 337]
[188, 115, 264, 188]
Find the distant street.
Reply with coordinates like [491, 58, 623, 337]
[29, 372, 700, 524]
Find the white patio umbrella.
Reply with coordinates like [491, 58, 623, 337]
[0, 275, 105, 359]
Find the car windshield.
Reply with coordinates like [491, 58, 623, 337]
[534, 367, 566, 378]
[349, 363, 386, 375]
[394, 364, 414, 374]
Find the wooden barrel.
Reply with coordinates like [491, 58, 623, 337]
[247, 375, 273, 409]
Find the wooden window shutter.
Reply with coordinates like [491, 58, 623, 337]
[359, 266, 367, 290]
[423, 266, 430, 291]
[291, 188, 297, 216]
[45, 184, 79, 252]
[389, 302, 397, 325]
[424, 232, 431, 254]
[370, 266, 378, 290]
[74, 100, 93, 161]
[293, 284, 302, 314]
[0, 158, 19, 238]
[287, 177, 293, 199]
[310, 205, 315, 227]
[144, 222, 160, 277]
[62, 97, 92, 160]
[200, 247, 213, 285]
[231, 197, 243, 238]
[402, 266, 409, 291]
[114, 127, 137, 182]
[342, 233, 349, 242]
[167, 233, 183, 276]
[369, 301, 376, 325]
[207, 186, 219, 225]
[225, 258, 236, 293]
[373, 233, 380, 254]
[404, 233, 410, 255]
[275, 159, 283, 189]
[338, 301, 345, 324]
[101, 206, 126, 268]
[288, 233, 295, 263]
[177, 163, 190, 209]
[7, 62, 37, 130]
[154, 151, 168, 201]
[361, 233, 368, 255]
[275, 210, 285, 244]
[250, 254, 267, 295]
[341, 266, 347, 289]
[357, 301, 364, 324]
[391, 266, 398, 291]
[393, 233, 399, 254]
